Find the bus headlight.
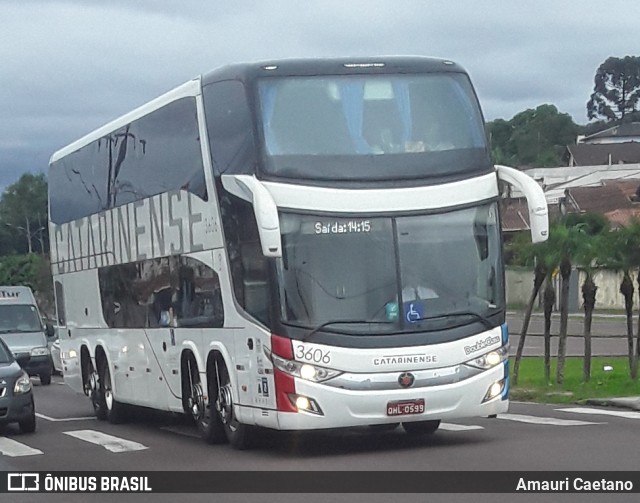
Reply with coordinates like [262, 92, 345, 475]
[269, 353, 342, 383]
[30, 347, 50, 357]
[14, 372, 32, 394]
[465, 345, 508, 370]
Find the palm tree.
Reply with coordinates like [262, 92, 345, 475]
[542, 274, 556, 384]
[574, 232, 604, 382]
[512, 249, 547, 386]
[544, 223, 582, 385]
[601, 225, 640, 379]
[570, 215, 609, 382]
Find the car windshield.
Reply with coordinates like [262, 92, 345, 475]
[276, 202, 503, 336]
[0, 304, 42, 333]
[257, 73, 489, 181]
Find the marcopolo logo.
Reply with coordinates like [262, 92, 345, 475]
[8, 473, 40, 492]
[464, 335, 501, 356]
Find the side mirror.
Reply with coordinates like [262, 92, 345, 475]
[46, 323, 55, 338]
[496, 165, 549, 243]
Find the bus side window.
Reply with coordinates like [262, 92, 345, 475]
[220, 194, 270, 326]
[171, 256, 224, 329]
[54, 281, 66, 328]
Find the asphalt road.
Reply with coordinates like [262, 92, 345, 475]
[3, 373, 640, 503]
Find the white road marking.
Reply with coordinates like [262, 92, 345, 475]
[558, 407, 640, 420]
[63, 430, 148, 452]
[440, 423, 484, 431]
[36, 413, 96, 422]
[0, 438, 43, 457]
[497, 413, 602, 426]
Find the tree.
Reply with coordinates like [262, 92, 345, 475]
[572, 223, 608, 382]
[510, 232, 552, 386]
[0, 173, 49, 255]
[601, 223, 640, 379]
[487, 104, 579, 168]
[587, 56, 640, 122]
[542, 223, 582, 385]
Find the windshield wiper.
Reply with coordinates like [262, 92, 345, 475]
[303, 319, 395, 340]
[414, 310, 494, 330]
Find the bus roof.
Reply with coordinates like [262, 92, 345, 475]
[202, 56, 467, 86]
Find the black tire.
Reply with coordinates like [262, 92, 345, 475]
[182, 355, 226, 444]
[19, 398, 36, 433]
[402, 420, 441, 435]
[98, 357, 127, 424]
[213, 357, 253, 450]
[40, 372, 52, 386]
[86, 359, 107, 420]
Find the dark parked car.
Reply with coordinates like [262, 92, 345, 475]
[0, 337, 36, 433]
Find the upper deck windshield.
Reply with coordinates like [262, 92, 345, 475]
[257, 73, 489, 182]
[276, 202, 503, 338]
[0, 305, 42, 333]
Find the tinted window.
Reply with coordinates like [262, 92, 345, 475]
[50, 97, 207, 224]
[256, 73, 491, 182]
[202, 80, 257, 175]
[54, 281, 66, 327]
[99, 256, 223, 329]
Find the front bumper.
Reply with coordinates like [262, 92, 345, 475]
[274, 364, 508, 430]
[0, 392, 34, 424]
[22, 355, 52, 377]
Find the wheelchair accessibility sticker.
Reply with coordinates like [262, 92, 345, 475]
[403, 302, 424, 324]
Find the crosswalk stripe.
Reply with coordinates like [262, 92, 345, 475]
[497, 413, 601, 426]
[36, 413, 96, 422]
[558, 407, 640, 420]
[0, 437, 43, 457]
[440, 423, 484, 431]
[63, 430, 148, 453]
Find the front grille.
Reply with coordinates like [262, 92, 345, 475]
[0, 407, 7, 418]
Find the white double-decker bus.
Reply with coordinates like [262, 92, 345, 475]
[49, 57, 548, 449]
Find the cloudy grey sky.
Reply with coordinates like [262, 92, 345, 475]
[1, 0, 638, 192]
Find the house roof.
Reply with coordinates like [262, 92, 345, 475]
[501, 198, 531, 232]
[582, 122, 640, 142]
[564, 180, 640, 227]
[565, 142, 640, 166]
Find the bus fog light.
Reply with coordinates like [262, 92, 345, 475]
[288, 393, 324, 415]
[483, 379, 505, 402]
[296, 396, 310, 410]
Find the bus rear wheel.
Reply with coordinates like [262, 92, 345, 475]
[402, 420, 441, 435]
[86, 360, 107, 420]
[213, 357, 253, 450]
[182, 354, 226, 444]
[98, 358, 127, 424]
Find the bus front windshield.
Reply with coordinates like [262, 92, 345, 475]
[277, 203, 503, 336]
[257, 73, 489, 181]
